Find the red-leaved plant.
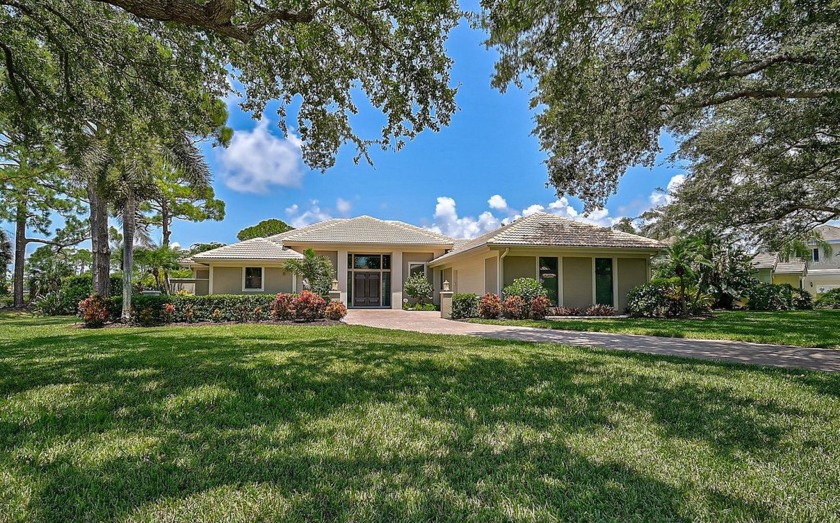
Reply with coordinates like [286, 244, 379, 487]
[501, 295, 528, 320]
[478, 293, 502, 319]
[529, 296, 552, 320]
[162, 303, 176, 324]
[292, 291, 327, 322]
[271, 293, 295, 321]
[325, 301, 348, 320]
[78, 294, 110, 328]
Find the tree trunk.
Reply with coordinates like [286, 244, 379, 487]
[161, 200, 171, 247]
[121, 190, 135, 322]
[13, 200, 27, 308]
[88, 182, 111, 297]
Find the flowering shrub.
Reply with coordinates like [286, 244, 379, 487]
[292, 290, 327, 322]
[478, 293, 502, 319]
[163, 303, 176, 324]
[502, 295, 528, 320]
[552, 306, 585, 316]
[325, 301, 348, 320]
[502, 277, 547, 303]
[585, 304, 617, 316]
[529, 296, 552, 320]
[211, 308, 223, 322]
[271, 293, 296, 320]
[78, 294, 110, 328]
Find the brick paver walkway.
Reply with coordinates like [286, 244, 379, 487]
[344, 309, 840, 372]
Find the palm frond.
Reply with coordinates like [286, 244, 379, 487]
[165, 135, 211, 189]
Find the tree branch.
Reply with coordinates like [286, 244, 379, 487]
[699, 88, 840, 107]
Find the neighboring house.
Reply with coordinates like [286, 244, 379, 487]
[180, 213, 664, 310]
[750, 224, 840, 293]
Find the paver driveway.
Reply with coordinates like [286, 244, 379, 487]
[344, 309, 840, 372]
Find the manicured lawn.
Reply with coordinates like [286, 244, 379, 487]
[1, 313, 839, 522]
[471, 309, 840, 349]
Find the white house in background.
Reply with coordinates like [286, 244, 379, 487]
[751, 224, 840, 293]
[179, 213, 665, 310]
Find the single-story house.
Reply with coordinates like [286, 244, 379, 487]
[180, 213, 664, 310]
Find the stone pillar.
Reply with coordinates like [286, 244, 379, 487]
[390, 250, 403, 309]
[440, 279, 453, 319]
[328, 279, 341, 303]
[337, 249, 348, 304]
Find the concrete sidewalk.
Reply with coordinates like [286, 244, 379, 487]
[344, 309, 840, 372]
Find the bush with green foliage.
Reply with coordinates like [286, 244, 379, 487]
[815, 288, 840, 309]
[529, 296, 552, 320]
[503, 278, 547, 303]
[325, 301, 348, 320]
[626, 281, 712, 318]
[283, 249, 335, 298]
[403, 302, 437, 311]
[502, 295, 528, 320]
[745, 283, 812, 311]
[404, 273, 434, 305]
[451, 293, 479, 319]
[33, 291, 67, 316]
[31, 274, 124, 316]
[478, 293, 502, 319]
[78, 295, 111, 328]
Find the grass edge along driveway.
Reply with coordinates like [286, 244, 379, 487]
[1, 313, 839, 522]
[470, 309, 840, 349]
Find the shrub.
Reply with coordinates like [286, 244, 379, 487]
[502, 295, 528, 320]
[503, 278, 547, 303]
[626, 281, 711, 318]
[478, 293, 502, 319]
[271, 293, 296, 320]
[816, 288, 840, 309]
[586, 304, 618, 316]
[552, 306, 585, 316]
[745, 283, 813, 311]
[163, 303, 176, 324]
[404, 273, 434, 305]
[78, 295, 110, 328]
[325, 301, 348, 320]
[33, 291, 67, 316]
[403, 302, 437, 311]
[292, 290, 327, 322]
[529, 296, 552, 320]
[451, 293, 479, 319]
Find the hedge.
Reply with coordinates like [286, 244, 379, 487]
[110, 294, 278, 325]
[451, 293, 479, 319]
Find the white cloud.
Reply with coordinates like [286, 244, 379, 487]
[285, 201, 333, 228]
[488, 194, 508, 211]
[649, 174, 686, 207]
[429, 196, 501, 239]
[522, 204, 545, 217]
[336, 198, 352, 214]
[217, 119, 304, 194]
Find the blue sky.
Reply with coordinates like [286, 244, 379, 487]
[7, 4, 686, 252]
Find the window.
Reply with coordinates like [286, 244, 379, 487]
[408, 262, 427, 278]
[353, 254, 381, 270]
[594, 258, 614, 306]
[814, 248, 820, 262]
[243, 267, 263, 291]
[539, 257, 559, 305]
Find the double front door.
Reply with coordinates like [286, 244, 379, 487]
[353, 272, 381, 307]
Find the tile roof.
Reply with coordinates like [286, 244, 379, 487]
[431, 213, 664, 264]
[751, 252, 778, 270]
[774, 260, 806, 274]
[269, 216, 454, 245]
[816, 224, 840, 242]
[192, 238, 305, 261]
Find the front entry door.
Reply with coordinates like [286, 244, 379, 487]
[353, 272, 381, 307]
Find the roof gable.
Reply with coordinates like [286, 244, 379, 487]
[271, 216, 454, 245]
[192, 238, 304, 261]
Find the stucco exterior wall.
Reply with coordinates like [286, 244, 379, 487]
[562, 257, 593, 308]
[772, 273, 802, 288]
[211, 266, 294, 295]
[754, 268, 773, 284]
[503, 256, 536, 287]
[402, 252, 435, 283]
[453, 253, 486, 295]
[315, 250, 338, 273]
[804, 274, 840, 294]
[484, 256, 499, 294]
[617, 258, 647, 312]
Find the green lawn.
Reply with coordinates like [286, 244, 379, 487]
[471, 309, 840, 349]
[1, 314, 839, 522]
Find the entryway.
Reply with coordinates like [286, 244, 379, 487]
[352, 272, 381, 307]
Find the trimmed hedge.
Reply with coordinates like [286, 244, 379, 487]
[109, 294, 278, 326]
[745, 283, 812, 311]
[451, 293, 479, 319]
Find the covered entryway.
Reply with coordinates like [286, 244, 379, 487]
[353, 272, 381, 307]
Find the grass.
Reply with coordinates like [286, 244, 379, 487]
[1, 313, 839, 522]
[470, 309, 840, 349]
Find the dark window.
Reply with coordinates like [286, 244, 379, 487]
[382, 272, 391, 307]
[595, 258, 613, 306]
[814, 249, 820, 262]
[382, 255, 391, 270]
[244, 267, 263, 290]
[409, 263, 426, 278]
[354, 255, 381, 270]
[539, 257, 559, 305]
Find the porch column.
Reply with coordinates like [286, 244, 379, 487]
[337, 249, 348, 304]
[391, 250, 403, 309]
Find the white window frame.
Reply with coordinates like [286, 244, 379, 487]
[242, 266, 265, 292]
[408, 262, 427, 278]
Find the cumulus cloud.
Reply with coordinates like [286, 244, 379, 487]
[217, 119, 304, 194]
[336, 198, 352, 214]
[429, 196, 501, 239]
[285, 200, 333, 228]
[487, 194, 508, 210]
[649, 174, 686, 207]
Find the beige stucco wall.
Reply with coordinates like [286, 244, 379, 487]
[484, 256, 498, 294]
[315, 250, 338, 273]
[453, 253, 487, 295]
[211, 266, 294, 295]
[772, 273, 801, 288]
[617, 258, 647, 312]
[402, 252, 435, 282]
[563, 257, 593, 308]
[503, 256, 536, 287]
[803, 275, 840, 294]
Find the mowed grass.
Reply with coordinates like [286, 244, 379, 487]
[471, 309, 840, 349]
[1, 313, 839, 522]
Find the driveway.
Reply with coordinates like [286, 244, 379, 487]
[344, 309, 840, 372]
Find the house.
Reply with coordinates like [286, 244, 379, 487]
[180, 213, 664, 310]
[750, 224, 840, 293]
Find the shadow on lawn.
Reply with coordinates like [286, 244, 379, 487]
[1, 326, 834, 521]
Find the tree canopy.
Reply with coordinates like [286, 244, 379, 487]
[481, 0, 840, 241]
[237, 219, 294, 241]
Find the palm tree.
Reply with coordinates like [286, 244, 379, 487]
[660, 238, 701, 317]
[283, 249, 335, 297]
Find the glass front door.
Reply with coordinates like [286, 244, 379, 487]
[595, 258, 614, 306]
[353, 272, 381, 307]
[539, 257, 559, 305]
